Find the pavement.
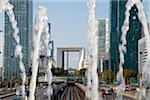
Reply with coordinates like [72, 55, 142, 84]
[0, 83, 140, 100]
[100, 94, 136, 100]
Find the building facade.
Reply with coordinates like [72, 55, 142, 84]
[138, 37, 147, 74]
[4, 0, 33, 80]
[97, 19, 109, 72]
[57, 47, 85, 70]
[0, 30, 4, 82]
[110, 0, 142, 75]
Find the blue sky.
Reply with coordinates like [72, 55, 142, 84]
[0, 0, 149, 68]
[35, 1, 109, 68]
[33, 0, 109, 48]
[33, 0, 109, 68]
[0, 0, 109, 68]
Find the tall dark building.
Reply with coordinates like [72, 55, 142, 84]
[4, 0, 33, 80]
[110, 0, 142, 75]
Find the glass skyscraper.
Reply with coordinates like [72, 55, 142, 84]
[110, 0, 142, 75]
[4, 0, 33, 80]
[97, 19, 109, 72]
[97, 19, 109, 53]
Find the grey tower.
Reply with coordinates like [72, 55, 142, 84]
[4, 0, 33, 80]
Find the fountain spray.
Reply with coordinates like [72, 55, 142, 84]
[117, 0, 150, 99]
[85, 55, 92, 99]
[87, 0, 99, 100]
[39, 9, 53, 99]
[29, 6, 49, 100]
[46, 59, 53, 100]
[0, 0, 27, 98]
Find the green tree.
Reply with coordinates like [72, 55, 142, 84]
[51, 68, 59, 76]
[123, 69, 132, 84]
[58, 68, 64, 75]
[75, 70, 80, 76]
[137, 72, 142, 80]
[103, 70, 114, 83]
[79, 68, 87, 76]
[63, 70, 68, 76]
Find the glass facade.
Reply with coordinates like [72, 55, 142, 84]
[97, 19, 109, 52]
[110, 0, 142, 75]
[4, 0, 33, 80]
[97, 19, 109, 72]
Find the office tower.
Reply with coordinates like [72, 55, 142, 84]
[4, 0, 33, 80]
[97, 19, 109, 72]
[0, 30, 4, 82]
[110, 0, 142, 75]
[138, 37, 147, 74]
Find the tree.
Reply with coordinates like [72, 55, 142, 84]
[103, 70, 114, 83]
[51, 68, 59, 76]
[58, 68, 64, 75]
[123, 69, 132, 84]
[79, 68, 87, 76]
[75, 70, 80, 76]
[98, 72, 103, 77]
[63, 70, 68, 76]
[137, 72, 142, 80]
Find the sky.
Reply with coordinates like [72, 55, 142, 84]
[0, 0, 149, 69]
[0, 0, 109, 69]
[33, 0, 109, 68]
[33, 0, 109, 48]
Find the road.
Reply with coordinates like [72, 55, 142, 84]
[1, 83, 137, 100]
[100, 94, 136, 100]
[1, 95, 136, 100]
[60, 85, 85, 100]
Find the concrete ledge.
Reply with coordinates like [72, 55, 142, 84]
[0, 92, 16, 99]
[122, 92, 137, 100]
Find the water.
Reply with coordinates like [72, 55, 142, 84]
[1, 1, 52, 99]
[0, 0, 27, 99]
[46, 59, 53, 100]
[29, 6, 52, 100]
[117, 0, 150, 99]
[39, 7, 53, 99]
[85, 56, 92, 99]
[87, 0, 99, 100]
[100, 58, 103, 72]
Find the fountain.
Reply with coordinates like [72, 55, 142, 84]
[29, 6, 52, 100]
[85, 55, 92, 99]
[117, 0, 150, 99]
[0, 0, 27, 99]
[87, 0, 99, 100]
[100, 58, 103, 72]
[1, 0, 53, 99]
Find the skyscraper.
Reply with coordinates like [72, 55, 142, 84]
[110, 0, 142, 75]
[0, 30, 4, 82]
[4, 0, 33, 80]
[97, 19, 109, 72]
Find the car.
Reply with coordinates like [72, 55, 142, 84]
[13, 95, 21, 100]
[105, 89, 112, 95]
[100, 91, 106, 97]
[125, 87, 131, 91]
